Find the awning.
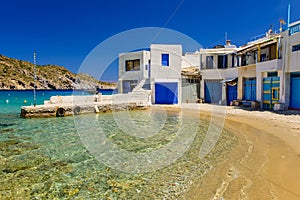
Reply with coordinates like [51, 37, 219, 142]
[238, 44, 256, 54]
[181, 66, 201, 78]
[260, 40, 277, 48]
[221, 77, 238, 83]
[237, 37, 278, 55]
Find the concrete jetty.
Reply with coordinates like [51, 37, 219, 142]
[20, 90, 151, 118]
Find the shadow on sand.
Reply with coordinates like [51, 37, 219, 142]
[233, 106, 300, 116]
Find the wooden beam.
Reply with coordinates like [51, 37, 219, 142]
[276, 39, 279, 59]
[257, 45, 261, 62]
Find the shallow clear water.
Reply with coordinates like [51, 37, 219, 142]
[0, 90, 237, 199]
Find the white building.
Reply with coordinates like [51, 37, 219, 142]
[181, 53, 201, 103]
[150, 44, 182, 104]
[118, 50, 150, 93]
[282, 20, 300, 110]
[117, 21, 300, 110]
[189, 41, 238, 105]
[118, 44, 184, 105]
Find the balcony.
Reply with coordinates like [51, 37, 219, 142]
[237, 35, 280, 69]
[256, 59, 282, 73]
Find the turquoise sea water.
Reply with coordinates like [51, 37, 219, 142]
[0, 90, 236, 199]
[0, 89, 113, 114]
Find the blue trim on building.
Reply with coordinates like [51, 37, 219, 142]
[290, 73, 300, 109]
[290, 23, 300, 35]
[227, 84, 237, 105]
[155, 82, 178, 104]
[162, 54, 169, 66]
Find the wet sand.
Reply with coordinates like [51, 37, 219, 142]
[161, 104, 300, 199]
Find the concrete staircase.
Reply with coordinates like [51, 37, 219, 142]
[130, 78, 152, 106]
[130, 89, 151, 106]
[132, 79, 150, 91]
[109, 79, 152, 106]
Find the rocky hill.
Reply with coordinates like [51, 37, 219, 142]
[0, 55, 116, 90]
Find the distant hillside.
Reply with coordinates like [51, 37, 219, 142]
[0, 55, 116, 90]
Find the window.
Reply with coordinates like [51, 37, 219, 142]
[268, 72, 278, 77]
[224, 55, 228, 68]
[162, 54, 169, 66]
[241, 55, 247, 66]
[272, 88, 279, 100]
[237, 55, 240, 67]
[122, 80, 138, 93]
[260, 54, 267, 62]
[125, 59, 140, 71]
[206, 56, 214, 69]
[218, 55, 228, 69]
[292, 44, 300, 52]
[291, 72, 300, 78]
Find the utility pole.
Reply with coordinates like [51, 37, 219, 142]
[33, 51, 37, 107]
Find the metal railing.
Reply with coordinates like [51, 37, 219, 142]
[249, 29, 280, 42]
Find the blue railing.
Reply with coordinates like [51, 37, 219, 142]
[290, 23, 300, 35]
[249, 30, 280, 42]
[250, 34, 266, 42]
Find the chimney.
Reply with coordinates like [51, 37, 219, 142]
[226, 40, 231, 46]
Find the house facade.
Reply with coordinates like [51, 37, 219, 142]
[195, 41, 238, 105]
[117, 20, 300, 110]
[181, 53, 201, 103]
[150, 44, 182, 104]
[283, 20, 300, 109]
[118, 44, 185, 105]
[236, 34, 282, 109]
[118, 51, 150, 93]
[236, 22, 300, 110]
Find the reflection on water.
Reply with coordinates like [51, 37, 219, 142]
[0, 109, 237, 199]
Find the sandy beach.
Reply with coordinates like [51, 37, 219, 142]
[174, 104, 300, 200]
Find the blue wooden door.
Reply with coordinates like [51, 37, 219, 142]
[204, 80, 222, 104]
[290, 73, 300, 109]
[243, 78, 256, 101]
[155, 82, 178, 104]
[263, 77, 280, 109]
[227, 84, 237, 105]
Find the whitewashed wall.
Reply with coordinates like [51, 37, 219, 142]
[281, 29, 300, 108]
[182, 54, 200, 68]
[289, 31, 300, 72]
[150, 44, 182, 79]
[119, 51, 150, 80]
[150, 44, 182, 104]
[118, 51, 150, 93]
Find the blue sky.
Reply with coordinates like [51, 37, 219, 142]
[0, 0, 299, 82]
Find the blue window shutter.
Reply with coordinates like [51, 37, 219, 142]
[162, 54, 169, 66]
